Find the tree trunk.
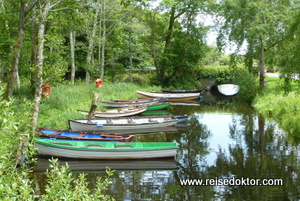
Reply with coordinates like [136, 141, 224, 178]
[32, 0, 51, 133]
[30, 7, 38, 96]
[99, 0, 106, 79]
[129, 12, 133, 83]
[158, 5, 180, 86]
[70, 31, 76, 84]
[259, 41, 265, 88]
[3, 2, 26, 100]
[85, 0, 100, 84]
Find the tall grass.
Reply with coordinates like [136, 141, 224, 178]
[38, 82, 160, 129]
[253, 77, 300, 137]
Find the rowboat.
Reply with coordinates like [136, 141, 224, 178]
[137, 91, 200, 101]
[35, 158, 178, 172]
[217, 84, 240, 96]
[69, 116, 178, 132]
[162, 89, 203, 93]
[105, 102, 171, 111]
[37, 128, 135, 142]
[35, 139, 179, 159]
[101, 98, 169, 108]
[78, 106, 147, 118]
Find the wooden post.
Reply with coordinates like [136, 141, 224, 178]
[87, 92, 99, 121]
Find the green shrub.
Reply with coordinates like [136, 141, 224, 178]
[43, 158, 114, 201]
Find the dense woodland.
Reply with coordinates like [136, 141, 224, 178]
[1, 0, 300, 130]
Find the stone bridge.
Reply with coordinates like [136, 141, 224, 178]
[199, 78, 217, 91]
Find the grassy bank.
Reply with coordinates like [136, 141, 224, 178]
[253, 76, 300, 138]
[38, 82, 160, 129]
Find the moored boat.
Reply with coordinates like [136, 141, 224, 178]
[78, 106, 146, 118]
[217, 84, 240, 96]
[102, 98, 168, 108]
[105, 102, 171, 111]
[37, 128, 135, 142]
[69, 116, 178, 132]
[137, 91, 200, 101]
[35, 139, 179, 159]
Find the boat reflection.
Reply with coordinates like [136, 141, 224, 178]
[34, 157, 178, 172]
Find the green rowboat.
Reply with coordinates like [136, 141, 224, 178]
[106, 102, 171, 111]
[35, 139, 178, 159]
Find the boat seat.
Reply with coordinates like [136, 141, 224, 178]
[106, 118, 113, 124]
[127, 118, 136, 124]
[86, 144, 103, 148]
[115, 145, 133, 149]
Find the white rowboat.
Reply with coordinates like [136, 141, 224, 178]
[78, 106, 147, 118]
[69, 116, 178, 132]
[136, 91, 200, 101]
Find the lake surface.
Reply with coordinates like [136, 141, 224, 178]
[34, 99, 300, 200]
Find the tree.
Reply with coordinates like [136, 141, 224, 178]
[216, 0, 293, 88]
[276, 5, 300, 92]
[2, 0, 37, 100]
[32, 0, 64, 132]
[153, 0, 210, 86]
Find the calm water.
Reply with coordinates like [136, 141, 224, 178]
[35, 100, 300, 200]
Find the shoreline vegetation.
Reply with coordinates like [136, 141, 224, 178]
[253, 76, 300, 141]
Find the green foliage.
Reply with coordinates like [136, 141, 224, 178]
[254, 92, 300, 137]
[196, 66, 231, 80]
[231, 69, 259, 103]
[167, 69, 202, 89]
[0, 87, 35, 200]
[122, 72, 153, 85]
[216, 0, 294, 73]
[43, 158, 114, 201]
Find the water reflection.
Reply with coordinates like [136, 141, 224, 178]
[34, 103, 300, 200]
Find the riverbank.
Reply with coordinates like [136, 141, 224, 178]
[253, 76, 300, 138]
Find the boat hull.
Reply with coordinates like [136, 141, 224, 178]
[137, 91, 200, 101]
[38, 128, 135, 142]
[69, 117, 178, 132]
[106, 103, 171, 111]
[35, 139, 178, 159]
[78, 106, 146, 118]
[162, 89, 202, 93]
